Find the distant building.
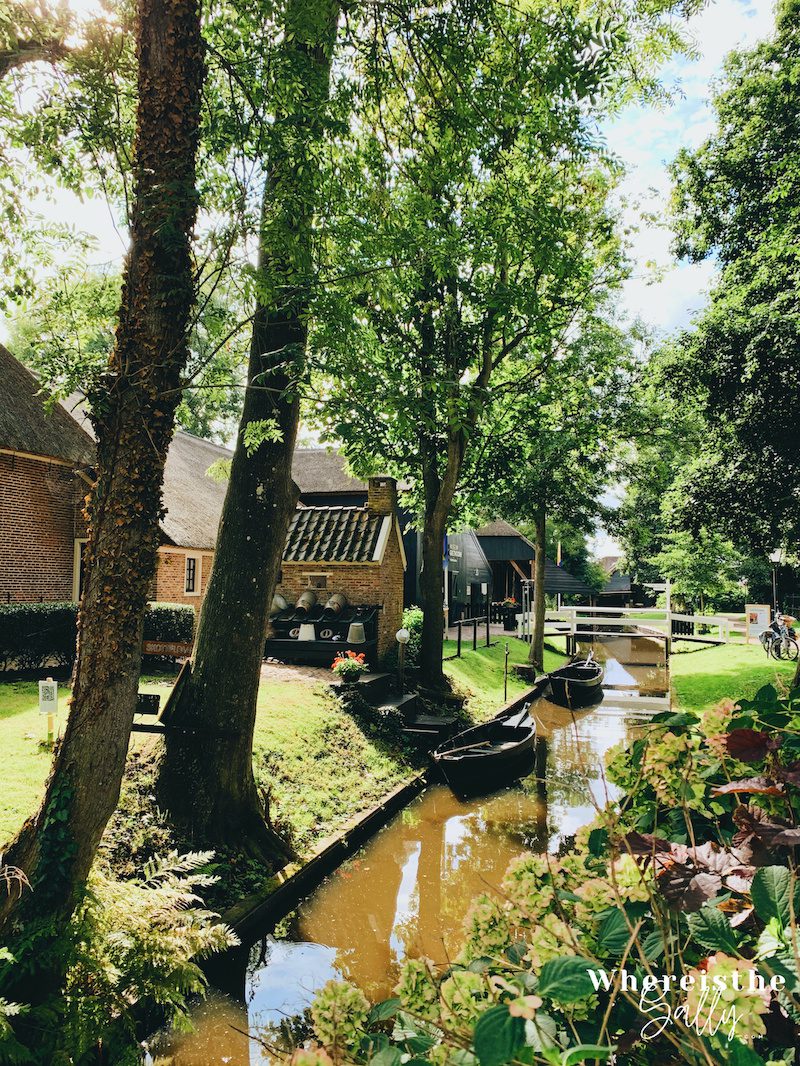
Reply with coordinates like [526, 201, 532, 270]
[596, 554, 633, 607]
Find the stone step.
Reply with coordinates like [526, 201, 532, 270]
[377, 692, 419, 720]
[330, 671, 394, 704]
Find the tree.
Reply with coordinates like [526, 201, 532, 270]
[652, 530, 745, 614]
[153, 0, 340, 861]
[313, 2, 643, 687]
[0, 0, 204, 984]
[667, 0, 800, 550]
[9, 268, 248, 443]
[479, 319, 633, 669]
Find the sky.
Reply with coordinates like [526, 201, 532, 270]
[588, 0, 776, 557]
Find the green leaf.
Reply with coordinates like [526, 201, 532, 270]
[368, 998, 400, 1024]
[562, 1046, 616, 1065]
[587, 828, 608, 856]
[642, 929, 665, 961]
[687, 905, 739, 953]
[751, 866, 793, 925]
[473, 1005, 525, 1066]
[596, 908, 630, 955]
[369, 1048, 402, 1066]
[537, 956, 595, 1003]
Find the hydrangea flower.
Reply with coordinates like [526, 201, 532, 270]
[310, 979, 370, 1048]
[440, 970, 488, 1024]
[460, 894, 514, 962]
[394, 957, 440, 1021]
[683, 953, 770, 1045]
[699, 700, 735, 759]
[525, 912, 575, 971]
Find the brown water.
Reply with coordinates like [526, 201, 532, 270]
[148, 636, 667, 1065]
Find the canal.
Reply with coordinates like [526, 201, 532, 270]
[148, 636, 667, 1064]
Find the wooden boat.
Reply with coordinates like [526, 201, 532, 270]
[431, 697, 536, 798]
[547, 654, 604, 709]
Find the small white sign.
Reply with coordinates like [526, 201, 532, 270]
[39, 679, 58, 716]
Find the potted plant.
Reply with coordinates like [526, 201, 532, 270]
[332, 650, 368, 685]
[501, 597, 518, 631]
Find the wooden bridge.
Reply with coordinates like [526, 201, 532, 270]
[517, 605, 731, 658]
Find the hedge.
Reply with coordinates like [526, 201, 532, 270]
[0, 602, 195, 672]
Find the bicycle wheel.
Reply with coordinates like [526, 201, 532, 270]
[783, 638, 799, 662]
[771, 638, 785, 660]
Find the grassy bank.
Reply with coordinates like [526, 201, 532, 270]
[444, 636, 564, 719]
[0, 674, 417, 850]
[670, 640, 796, 713]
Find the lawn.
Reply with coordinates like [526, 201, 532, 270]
[670, 640, 797, 713]
[0, 674, 417, 852]
[443, 636, 565, 719]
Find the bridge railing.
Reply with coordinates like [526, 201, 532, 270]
[515, 606, 731, 644]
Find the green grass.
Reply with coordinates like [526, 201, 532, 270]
[443, 637, 565, 719]
[0, 674, 417, 853]
[670, 640, 796, 714]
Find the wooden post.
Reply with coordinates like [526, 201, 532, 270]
[472, 618, 478, 651]
[504, 642, 509, 701]
[457, 623, 462, 658]
[485, 613, 490, 648]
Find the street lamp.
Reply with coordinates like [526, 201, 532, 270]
[769, 548, 784, 614]
[396, 628, 411, 693]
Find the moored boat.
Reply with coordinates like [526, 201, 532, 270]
[431, 694, 537, 798]
[547, 654, 604, 709]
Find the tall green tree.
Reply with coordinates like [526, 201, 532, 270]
[0, 0, 204, 986]
[313, 1, 649, 687]
[668, 0, 800, 550]
[479, 319, 633, 669]
[153, 0, 340, 861]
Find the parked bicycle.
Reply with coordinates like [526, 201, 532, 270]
[759, 611, 799, 661]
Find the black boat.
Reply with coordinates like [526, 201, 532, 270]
[547, 653, 604, 709]
[431, 695, 537, 798]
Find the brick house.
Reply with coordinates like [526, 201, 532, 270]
[0, 345, 93, 603]
[273, 476, 407, 659]
[0, 345, 406, 659]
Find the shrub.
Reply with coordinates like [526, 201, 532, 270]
[0, 852, 236, 1062]
[0, 601, 195, 672]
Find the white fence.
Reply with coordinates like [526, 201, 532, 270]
[516, 605, 731, 645]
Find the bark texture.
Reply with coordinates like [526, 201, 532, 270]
[0, 0, 203, 945]
[528, 504, 547, 670]
[154, 0, 339, 861]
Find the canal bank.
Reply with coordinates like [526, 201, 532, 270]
[148, 636, 668, 1064]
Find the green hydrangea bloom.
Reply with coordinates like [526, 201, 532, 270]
[310, 979, 370, 1048]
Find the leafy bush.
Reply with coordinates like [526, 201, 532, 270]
[0, 601, 194, 672]
[293, 682, 800, 1066]
[0, 852, 236, 1062]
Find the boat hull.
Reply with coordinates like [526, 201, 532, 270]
[547, 661, 604, 709]
[431, 690, 538, 798]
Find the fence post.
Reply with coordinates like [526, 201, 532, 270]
[473, 618, 478, 651]
[457, 623, 462, 658]
[486, 613, 490, 647]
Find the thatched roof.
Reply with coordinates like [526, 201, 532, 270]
[291, 448, 368, 496]
[0, 344, 95, 466]
[160, 432, 232, 550]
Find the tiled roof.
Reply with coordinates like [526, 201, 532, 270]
[284, 506, 386, 563]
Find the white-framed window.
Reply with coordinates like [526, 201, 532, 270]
[184, 553, 201, 595]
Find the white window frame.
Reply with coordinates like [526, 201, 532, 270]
[184, 553, 202, 596]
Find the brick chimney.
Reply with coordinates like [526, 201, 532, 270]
[367, 476, 398, 516]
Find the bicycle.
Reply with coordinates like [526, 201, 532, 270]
[759, 611, 799, 661]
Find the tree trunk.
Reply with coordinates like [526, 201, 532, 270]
[528, 503, 547, 669]
[154, 0, 339, 861]
[0, 0, 203, 949]
[418, 436, 464, 689]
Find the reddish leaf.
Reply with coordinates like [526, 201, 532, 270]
[771, 828, 800, 847]
[712, 778, 785, 797]
[725, 729, 772, 763]
[623, 832, 672, 856]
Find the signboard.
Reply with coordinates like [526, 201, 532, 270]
[142, 640, 194, 658]
[745, 604, 770, 644]
[38, 678, 58, 715]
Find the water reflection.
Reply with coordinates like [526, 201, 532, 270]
[150, 638, 664, 1063]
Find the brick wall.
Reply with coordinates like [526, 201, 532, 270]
[0, 452, 87, 603]
[275, 518, 405, 659]
[153, 547, 214, 610]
